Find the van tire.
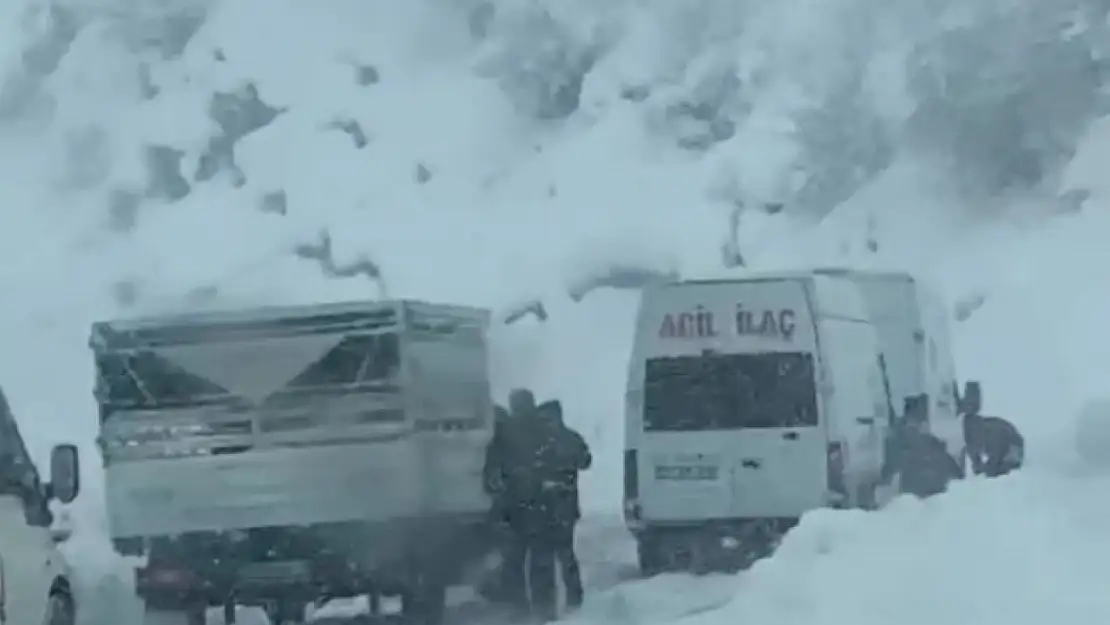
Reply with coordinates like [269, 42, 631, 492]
[45, 592, 74, 625]
[856, 482, 879, 510]
[401, 576, 446, 625]
[636, 535, 666, 577]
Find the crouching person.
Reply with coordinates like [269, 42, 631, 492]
[959, 381, 1024, 478]
[964, 413, 1024, 477]
[882, 393, 963, 498]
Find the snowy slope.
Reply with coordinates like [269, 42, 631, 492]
[3, 0, 1110, 623]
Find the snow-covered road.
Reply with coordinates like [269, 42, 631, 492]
[71, 517, 643, 625]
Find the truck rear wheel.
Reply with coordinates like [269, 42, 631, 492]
[142, 606, 205, 625]
[636, 534, 667, 578]
[263, 601, 304, 625]
[401, 578, 446, 625]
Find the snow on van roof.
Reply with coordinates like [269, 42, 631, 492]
[660, 267, 918, 286]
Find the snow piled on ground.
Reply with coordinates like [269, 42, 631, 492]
[1, 0, 1110, 624]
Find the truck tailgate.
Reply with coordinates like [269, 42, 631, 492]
[105, 436, 488, 537]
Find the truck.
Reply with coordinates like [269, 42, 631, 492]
[92, 299, 499, 625]
[622, 268, 978, 575]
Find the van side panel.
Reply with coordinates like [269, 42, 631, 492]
[825, 271, 965, 462]
[846, 275, 923, 413]
[916, 281, 966, 459]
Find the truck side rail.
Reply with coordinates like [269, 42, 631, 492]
[90, 302, 404, 349]
[100, 391, 406, 461]
[99, 394, 490, 463]
[100, 423, 414, 462]
[91, 298, 491, 351]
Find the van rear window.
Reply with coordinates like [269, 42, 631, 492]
[643, 352, 818, 431]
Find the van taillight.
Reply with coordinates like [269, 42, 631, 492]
[624, 450, 642, 524]
[827, 442, 847, 501]
[624, 450, 639, 501]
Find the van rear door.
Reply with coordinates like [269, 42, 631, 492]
[638, 355, 734, 521]
[641, 351, 826, 520]
[632, 277, 828, 523]
[720, 351, 826, 517]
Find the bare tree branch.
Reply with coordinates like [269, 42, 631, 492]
[293, 229, 389, 297]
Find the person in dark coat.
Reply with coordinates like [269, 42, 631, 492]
[502, 393, 566, 622]
[480, 405, 518, 606]
[964, 413, 1024, 477]
[481, 392, 539, 616]
[882, 393, 963, 498]
[481, 391, 593, 621]
[532, 399, 591, 613]
[956, 380, 1024, 477]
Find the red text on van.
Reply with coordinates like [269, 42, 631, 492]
[658, 306, 718, 339]
[736, 305, 795, 340]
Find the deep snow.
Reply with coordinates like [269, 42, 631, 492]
[3, 0, 1110, 624]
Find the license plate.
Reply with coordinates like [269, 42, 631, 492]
[655, 464, 719, 481]
[236, 560, 312, 584]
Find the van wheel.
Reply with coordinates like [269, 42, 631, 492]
[636, 535, 667, 577]
[44, 592, 74, 625]
[856, 481, 879, 510]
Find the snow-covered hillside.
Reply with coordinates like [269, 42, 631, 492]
[4, 0, 1110, 623]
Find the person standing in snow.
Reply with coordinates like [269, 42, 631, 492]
[502, 391, 564, 622]
[481, 389, 565, 619]
[482, 390, 592, 621]
[532, 399, 591, 615]
[481, 393, 536, 616]
[480, 404, 517, 605]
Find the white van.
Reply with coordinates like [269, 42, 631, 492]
[622, 268, 971, 574]
[623, 272, 894, 573]
[0, 390, 81, 625]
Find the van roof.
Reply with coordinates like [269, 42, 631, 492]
[654, 267, 916, 288]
